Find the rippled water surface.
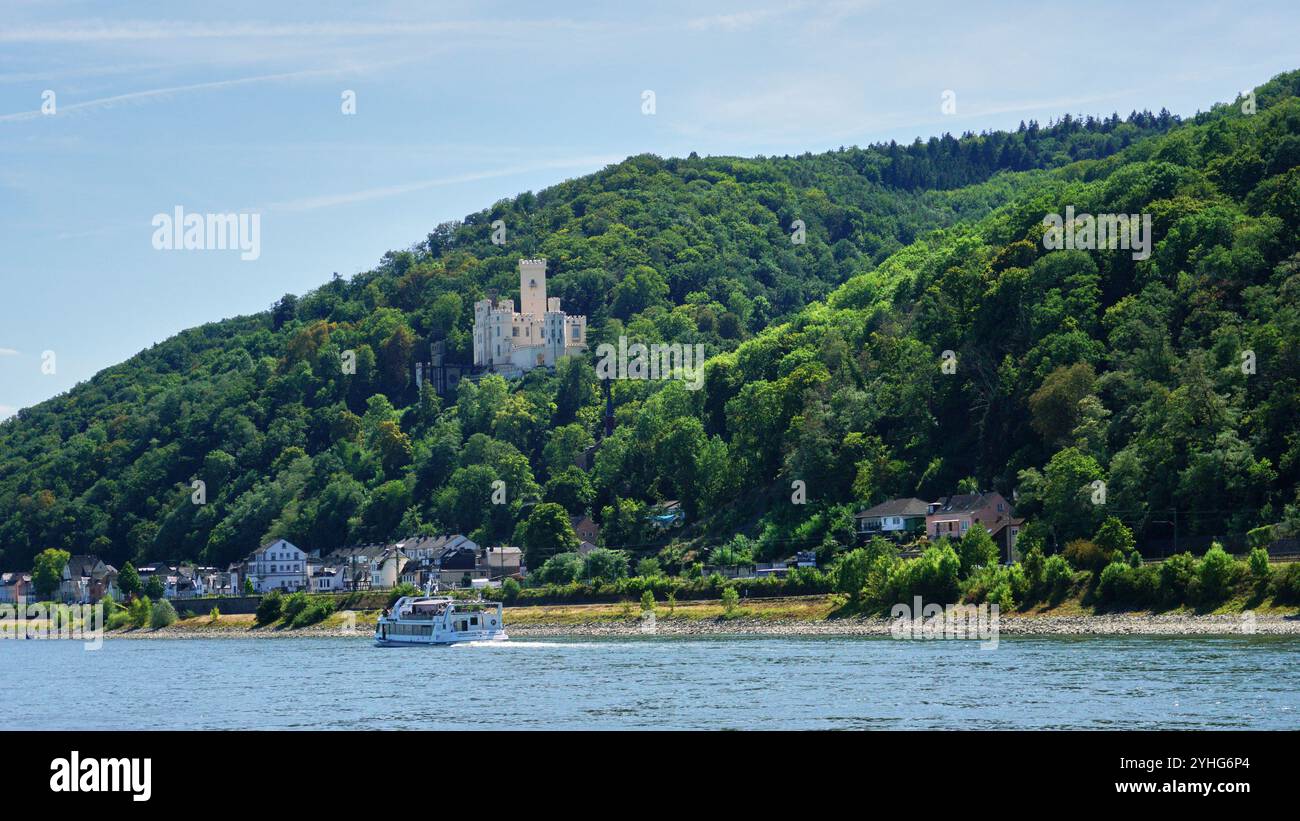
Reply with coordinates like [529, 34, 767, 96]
[1, 635, 1297, 729]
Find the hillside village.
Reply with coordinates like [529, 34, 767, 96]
[0, 491, 1024, 607]
[2, 532, 526, 606]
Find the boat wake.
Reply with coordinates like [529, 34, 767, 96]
[454, 640, 594, 649]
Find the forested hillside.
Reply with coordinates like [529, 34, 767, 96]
[2, 72, 1298, 573]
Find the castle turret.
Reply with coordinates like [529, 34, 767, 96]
[519, 259, 548, 318]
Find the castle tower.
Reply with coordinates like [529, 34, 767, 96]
[519, 259, 548, 318]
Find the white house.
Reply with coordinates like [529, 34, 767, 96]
[205, 568, 239, 597]
[855, 497, 929, 538]
[244, 539, 309, 593]
[309, 563, 347, 593]
[370, 547, 409, 590]
[472, 259, 587, 376]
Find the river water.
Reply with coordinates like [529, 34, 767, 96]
[1, 634, 1296, 729]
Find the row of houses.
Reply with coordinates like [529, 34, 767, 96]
[240, 516, 602, 596]
[0, 556, 244, 606]
[0, 556, 127, 606]
[0, 531, 531, 606]
[242, 535, 525, 594]
[854, 490, 1023, 561]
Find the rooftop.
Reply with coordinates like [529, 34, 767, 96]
[856, 497, 930, 518]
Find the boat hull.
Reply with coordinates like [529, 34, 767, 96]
[373, 632, 509, 647]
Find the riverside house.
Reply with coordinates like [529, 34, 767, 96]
[321, 545, 387, 591]
[171, 564, 216, 599]
[925, 491, 1019, 552]
[571, 515, 601, 545]
[309, 563, 348, 593]
[243, 539, 309, 593]
[60, 555, 120, 604]
[854, 497, 930, 539]
[479, 545, 523, 579]
[372, 546, 410, 589]
[396, 538, 521, 589]
[208, 568, 240, 597]
[0, 572, 31, 606]
[319, 543, 411, 591]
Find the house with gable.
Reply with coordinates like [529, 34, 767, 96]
[854, 497, 929, 539]
[60, 555, 120, 604]
[243, 539, 309, 593]
[925, 491, 1020, 557]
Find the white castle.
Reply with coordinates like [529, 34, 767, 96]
[473, 259, 587, 375]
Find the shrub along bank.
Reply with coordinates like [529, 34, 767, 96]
[828, 518, 1300, 615]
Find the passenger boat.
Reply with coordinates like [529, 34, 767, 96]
[374, 595, 508, 646]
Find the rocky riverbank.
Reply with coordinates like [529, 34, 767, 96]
[507, 612, 1300, 637]
[97, 609, 1300, 639]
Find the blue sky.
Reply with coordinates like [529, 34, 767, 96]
[2, 0, 1298, 418]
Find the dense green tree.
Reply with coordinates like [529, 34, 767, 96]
[543, 467, 595, 516]
[1018, 448, 1106, 545]
[519, 502, 579, 568]
[144, 574, 166, 600]
[542, 424, 594, 476]
[599, 497, 647, 550]
[118, 561, 142, 599]
[1093, 516, 1137, 560]
[581, 548, 630, 582]
[1029, 363, 1098, 447]
[536, 552, 583, 585]
[32, 548, 70, 600]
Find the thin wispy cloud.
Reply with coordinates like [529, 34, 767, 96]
[0, 67, 354, 123]
[0, 348, 19, 356]
[260, 156, 626, 212]
[0, 62, 172, 86]
[686, 1, 878, 32]
[687, 6, 797, 31]
[0, 18, 610, 43]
